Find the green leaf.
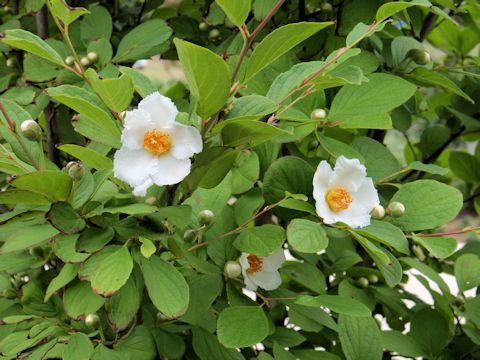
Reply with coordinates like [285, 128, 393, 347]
[1, 29, 64, 66]
[216, 0, 251, 27]
[48, 0, 89, 26]
[400, 257, 451, 295]
[356, 220, 409, 254]
[221, 120, 289, 147]
[338, 315, 382, 360]
[455, 254, 480, 292]
[234, 224, 285, 256]
[154, 329, 186, 359]
[1, 224, 59, 254]
[263, 156, 314, 203]
[58, 144, 113, 170]
[217, 306, 269, 348]
[47, 202, 86, 234]
[174, 38, 231, 118]
[0, 190, 50, 205]
[223, 95, 278, 125]
[281, 262, 326, 294]
[410, 308, 450, 356]
[84, 69, 134, 112]
[73, 115, 121, 149]
[317, 134, 365, 162]
[412, 234, 457, 259]
[387, 180, 463, 231]
[286, 219, 328, 253]
[91, 246, 133, 297]
[245, 22, 333, 81]
[407, 67, 474, 103]
[63, 333, 93, 360]
[80, 5, 112, 44]
[45, 263, 79, 301]
[192, 327, 244, 360]
[346, 22, 385, 47]
[376, 0, 431, 22]
[119, 66, 158, 98]
[449, 151, 480, 183]
[113, 19, 172, 62]
[12, 170, 72, 202]
[46, 85, 120, 138]
[114, 325, 156, 359]
[381, 331, 426, 358]
[408, 161, 448, 176]
[182, 274, 223, 325]
[139, 237, 156, 258]
[64, 280, 105, 319]
[141, 256, 189, 318]
[328, 73, 416, 129]
[278, 198, 317, 215]
[296, 295, 371, 317]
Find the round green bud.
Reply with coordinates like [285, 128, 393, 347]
[199, 22, 209, 31]
[198, 209, 215, 226]
[320, 2, 333, 12]
[224, 261, 242, 278]
[85, 313, 100, 327]
[5, 58, 15, 68]
[367, 274, 379, 284]
[65, 56, 75, 66]
[20, 120, 41, 141]
[407, 49, 431, 65]
[387, 201, 405, 218]
[208, 29, 220, 41]
[67, 162, 84, 181]
[3, 6, 11, 13]
[2, 288, 17, 299]
[310, 108, 327, 120]
[183, 229, 197, 242]
[145, 196, 157, 205]
[412, 244, 426, 262]
[356, 277, 369, 288]
[370, 205, 385, 220]
[80, 57, 90, 66]
[87, 52, 98, 63]
[29, 247, 44, 259]
[308, 139, 319, 150]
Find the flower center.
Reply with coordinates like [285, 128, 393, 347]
[143, 130, 172, 156]
[326, 186, 352, 212]
[246, 255, 263, 273]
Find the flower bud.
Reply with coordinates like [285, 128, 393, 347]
[208, 29, 220, 41]
[67, 162, 84, 181]
[356, 277, 369, 288]
[20, 120, 41, 141]
[412, 244, 426, 262]
[224, 261, 242, 278]
[87, 52, 98, 63]
[5, 58, 15, 67]
[199, 22, 209, 31]
[183, 229, 197, 242]
[2, 288, 17, 299]
[310, 108, 327, 120]
[387, 201, 405, 217]
[320, 2, 333, 12]
[80, 57, 90, 66]
[198, 209, 215, 226]
[308, 139, 319, 150]
[3, 6, 11, 13]
[85, 313, 100, 327]
[65, 56, 75, 66]
[407, 49, 431, 65]
[367, 274, 379, 284]
[145, 196, 157, 205]
[370, 205, 385, 220]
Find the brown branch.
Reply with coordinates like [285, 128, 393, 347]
[419, 13, 438, 42]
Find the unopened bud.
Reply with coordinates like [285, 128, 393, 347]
[407, 49, 431, 65]
[368, 274, 379, 284]
[67, 162, 84, 181]
[320, 2, 333, 12]
[183, 229, 197, 242]
[208, 29, 220, 40]
[224, 261, 242, 278]
[310, 108, 327, 120]
[199, 22, 209, 31]
[412, 244, 426, 262]
[87, 52, 98, 62]
[80, 57, 90, 66]
[2, 288, 17, 299]
[356, 277, 369, 288]
[85, 313, 100, 327]
[65, 56, 75, 66]
[20, 120, 41, 141]
[308, 139, 319, 150]
[5, 58, 14, 67]
[387, 201, 405, 217]
[370, 205, 385, 220]
[145, 196, 156, 205]
[198, 209, 215, 226]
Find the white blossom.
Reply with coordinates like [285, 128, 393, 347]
[239, 250, 285, 291]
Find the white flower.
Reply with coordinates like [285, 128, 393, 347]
[313, 156, 379, 229]
[114, 92, 202, 196]
[239, 250, 285, 291]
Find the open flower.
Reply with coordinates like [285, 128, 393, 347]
[313, 156, 379, 228]
[114, 92, 202, 196]
[239, 250, 285, 291]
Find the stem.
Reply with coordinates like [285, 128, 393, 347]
[0, 100, 15, 131]
[415, 227, 480, 238]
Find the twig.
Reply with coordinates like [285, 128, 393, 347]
[415, 227, 480, 238]
[418, 13, 438, 42]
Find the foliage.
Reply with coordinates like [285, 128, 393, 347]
[0, 0, 480, 359]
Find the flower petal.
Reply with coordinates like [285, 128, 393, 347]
[313, 160, 333, 190]
[121, 109, 154, 150]
[151, 154, 191, 186]
[262, 250, 286, 272]
[133, 178, 154, 197]
[331, 156, 367, 191]
[170, 123, 203, 159]
[314, 193, 338, 225]
[138, 92, 178, 129]
[351, 177, 380, 209]
[249, 270, 282, 291]
[114, 148, 158, 187]
[333, 203, 372, 228]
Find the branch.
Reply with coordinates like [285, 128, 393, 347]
[419, 13, 438, 42]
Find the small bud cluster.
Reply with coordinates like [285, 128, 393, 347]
[370, 201, 405, 220]
[20, 120, 42, 141]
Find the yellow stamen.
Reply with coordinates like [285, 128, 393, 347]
[326, 186, 352, 212]
[143, 129, 171, 156]
[246, 255, 263, 273]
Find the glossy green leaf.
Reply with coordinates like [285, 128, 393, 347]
[296, 295, 371, 316]
[12, 170, 72, 202]
[216, 0, 251, 27]
[338, 315, 382, 360]
[59, 144, 113, 170]
[286, 219, 328, 253]
[85, 69, 134, 112]
[234, 224, 285, 256]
